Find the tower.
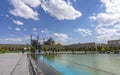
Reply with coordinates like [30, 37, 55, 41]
[31, 35, 32, 45]
[37, 35, 39, 50]
[43, 38, 45, 45]
[37, 35, 39, 42]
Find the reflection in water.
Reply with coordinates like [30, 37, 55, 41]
[31, 54, 61, 75]
[36, 54, 120, 75]
[43, 54, 61, 61]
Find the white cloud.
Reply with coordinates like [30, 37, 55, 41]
[9, 0, 81, 20]
[90, 0, 120, 41]
[22, 0, 41, 8]
[96, 25, 120, 41]
[94, 0, 120, 26]
[74, 28, 92, 37]
[0, 38, 22, 42]
[89, 16, 96, 21]
[41, 0, 81, 20]
[0, 36, 30, 44]
[8, 27, 12, 30]
[96, 28, 120, 41]
[96, 13, 118, 26]
[33, 28, 37, 31]
[13, 20, 24, 25]
[41, 29, 49, 33]
[53, 33, 68, 42]
[9, 0, 40, 20]
[15, 28, 20, 31]
[96, 27, 116, 35]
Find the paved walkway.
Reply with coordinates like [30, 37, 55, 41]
[0, 53, 29, 75]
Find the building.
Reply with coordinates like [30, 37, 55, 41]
[0, 44, 30, 50]
[31, 35, 41, 49]
[96, 43, 107, 47]
[66, 42, 96, 49]
[108, 40, 120, 47]
[41, 42, 107, 51]
[41, 45, 64, 50]
[43, 38, 55, 45]
[80, 42, 96, 48]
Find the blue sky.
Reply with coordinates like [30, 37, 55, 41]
[0, 0, 120, 45]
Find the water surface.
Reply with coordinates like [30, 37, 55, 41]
[36, 54, 120, 75]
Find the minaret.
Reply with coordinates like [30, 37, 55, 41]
[37, 35, 39, 42]
[43, 38, 45, 45]
[31, 35, 32, 45]
[37, 35, 39, 50]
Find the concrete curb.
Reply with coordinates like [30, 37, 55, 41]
[28, 55, 45, 75]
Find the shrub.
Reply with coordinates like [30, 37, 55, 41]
[0, 49, 6, 53]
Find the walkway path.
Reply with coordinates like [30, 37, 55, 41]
[0, 53, 29, 75]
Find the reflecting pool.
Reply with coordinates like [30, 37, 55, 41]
[36, 54, 120, 75]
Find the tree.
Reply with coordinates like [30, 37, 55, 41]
[51, 48, 57, 53]
[31, 46, 36, 53]
[43, 47, 48, 54]
[101, 47, 106, 53]
[97, 47, 102, 53]
[113, 46, 119, 54]
[0, 48, 5, 53]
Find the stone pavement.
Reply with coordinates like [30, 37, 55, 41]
[0, 53, 29, 75]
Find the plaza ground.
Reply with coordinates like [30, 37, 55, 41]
[0, 53, 29, 75]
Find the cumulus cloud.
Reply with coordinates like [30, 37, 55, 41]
[90, 0, 120, 41]
[9, 0, 40, 20]
[22, 0, 41, 7]
[13, 20, 24, 25]
[15, 28, 20, 31]
[74, 28, 92, 37]
[96, 27, 120, 41]
[53, 33, 68, 42]
[9, 0, 81, 20]
[96, 13, 118, 26]
[41, 0, 81, 20]
[92, 0, 120, 26]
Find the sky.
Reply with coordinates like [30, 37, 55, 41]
[0, 0, 120, 45]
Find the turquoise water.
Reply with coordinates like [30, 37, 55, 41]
[37, 54, 120, 75]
